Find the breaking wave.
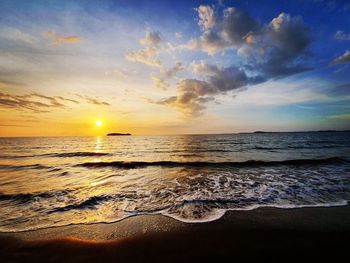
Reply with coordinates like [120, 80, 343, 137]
[78, 157, 347, 169]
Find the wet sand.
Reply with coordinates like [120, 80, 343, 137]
[1, 205, 350, 262]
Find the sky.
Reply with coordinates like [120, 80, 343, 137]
[0, 0, 350, 136]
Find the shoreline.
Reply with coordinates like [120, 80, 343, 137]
[0, 201, 348, 235]
[1, 205, 350, 262]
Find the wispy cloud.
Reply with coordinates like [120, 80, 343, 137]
[0, 91, 111, 112]
[126, 46, 162, 68]
[295, 105, 315, 110]
[52, 35, 80, 45]
[328, 113, 350, 120]
[330, 50, 350, 65]
[0, 26, 37, 45]
[334, 30, 350, 40]
[151, 62, 184, 90]
[75, 94, 110, 106]
[126, 31, 163, 68]
[0, 92, 77, 112]
[44, 31, 81, 45]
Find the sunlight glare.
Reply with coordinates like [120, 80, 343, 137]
[95, 120, 103, 127]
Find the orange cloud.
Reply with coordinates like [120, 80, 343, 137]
[52, 35, 80, 45]
[44, 30, 54, 37]
[43, 30, 81, 45]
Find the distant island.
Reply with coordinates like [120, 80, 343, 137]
[107, 133, 131, 136]
[251, 130, 350, 134]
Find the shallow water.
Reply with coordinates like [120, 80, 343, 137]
[0, 132, 350, 231]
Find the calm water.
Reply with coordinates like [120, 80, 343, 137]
[0, 132, 350, 232]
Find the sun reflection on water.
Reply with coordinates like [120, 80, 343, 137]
[94, 136, 103, 152]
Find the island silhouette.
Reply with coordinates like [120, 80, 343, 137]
[107, 133, 131, 136]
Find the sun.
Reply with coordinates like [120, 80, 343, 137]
[95, 120, 103, 127]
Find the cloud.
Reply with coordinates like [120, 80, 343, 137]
[126, 46, 162, 68]
[0, 92, 78, 112]
[140, 31, 162, 48]
[334, 30, 350, 40]
[56, 96, 79, 104]
[0, 91, 110, 112]
[112, 69, 129, 79]
[151, 74, 170, 90]
[175, 32, 183, 39]
[163, 62, 184, 78]
[249, 12, 311, 77]
[52, 35, 80, 45]
[157, 6, 312, 116]
[191, 61, 219, 75]
[75, 94, 110, 106]
[0, 27, 37, 45]
[295, 105, 315, 110]
[186, 30, 228, 55]
[151, 62, 184, 90]
[43, 31, 80, 45]
[188, 6, 311, 78]
[196, 5, 217, 31]
[126, 31, 163, 68]
[44, 31, 54, 37]
[152, 64, 253, 115]
[330, 50, 350, 65]
[151, 79, 215, 116]
[328, 113, 350, 120]
[85, 98, 110, 106]
[187, 5, 260, 54]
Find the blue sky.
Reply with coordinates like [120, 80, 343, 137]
[0, 0, 350, 135]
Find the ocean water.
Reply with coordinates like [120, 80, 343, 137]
[0, 132, 350, 232]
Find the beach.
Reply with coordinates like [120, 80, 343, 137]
[1, 134, 349, 262]
[1, 205, 350, 262]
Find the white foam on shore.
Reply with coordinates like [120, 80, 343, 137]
[0, 200, 348, 232]
[162, 208, 226, 223]
[162, 200, 349, 224]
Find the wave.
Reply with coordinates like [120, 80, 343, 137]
[78, 157, 347, 169]
[0, 190, 72, 204]
[49, 195, 112, 212]
[253, 146, 284, 150]
[0, 152, 109, 159]
[0, 163, 53, 170]
[48, 152, 109, 157]
[253, 145, 345, 150]
[0, 155, 34, 159]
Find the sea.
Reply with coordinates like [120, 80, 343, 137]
[0, 132, 350, 232]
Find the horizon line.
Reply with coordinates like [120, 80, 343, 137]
[1, 129, 349, 138]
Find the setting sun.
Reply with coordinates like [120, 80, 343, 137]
[95, 120, 103, 127]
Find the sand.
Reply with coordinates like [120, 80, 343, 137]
[1, 205, 350, 262]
